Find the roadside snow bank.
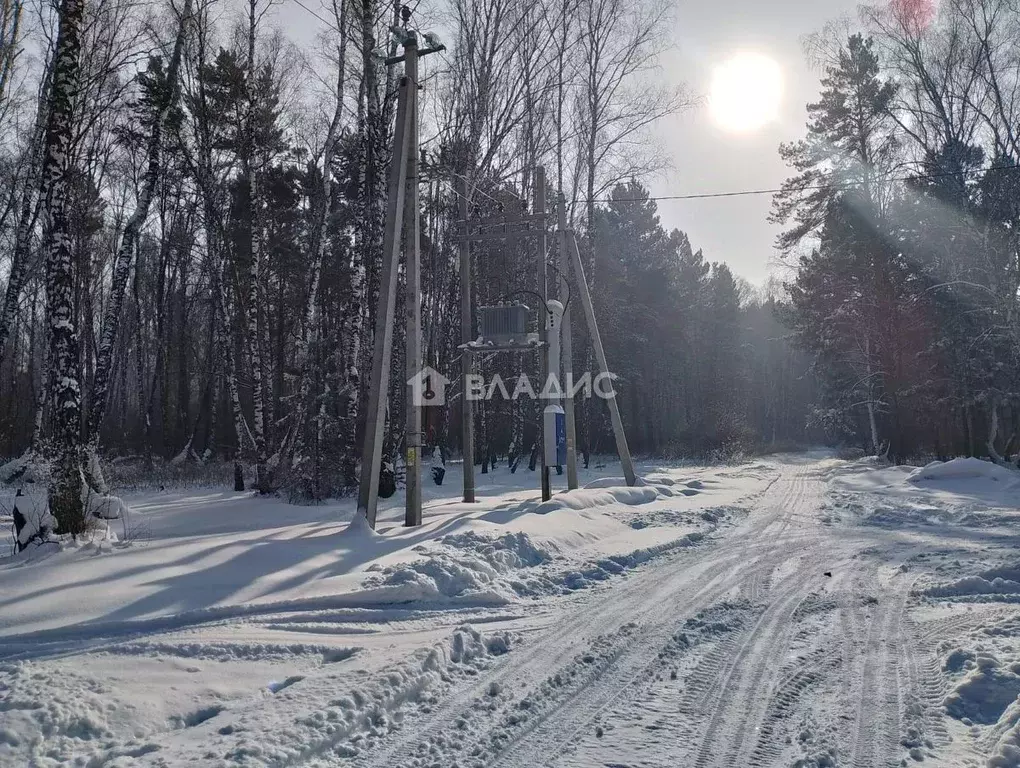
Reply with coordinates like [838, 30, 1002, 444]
[0, 624, 513, 767]
[930, 609, 1020, 767]
[178, 624, 515, 765]
[360, 531, 553, 604]
[908, 458, 1019, 485]
[927, 576, 1020, 598]
[535, 485, 659, 514]
[924, 566, 1020, 599]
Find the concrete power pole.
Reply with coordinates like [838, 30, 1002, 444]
[458, 177, 475, 504]
[566, 231, 636, 486]
[357, 23, 445, 529]
[535, 167, 551, 502]
[403, 35, 422, 527]
[356, 77, 411, 527]
[557, 195, 578, 489]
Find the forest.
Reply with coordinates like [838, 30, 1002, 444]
[0, 0, 1019, 535]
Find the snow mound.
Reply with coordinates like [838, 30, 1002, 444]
[944, 652, 1020, 725]
[907, 458, 1018, 485]
[927, 576, 1020, 598]
[535, 486, 659, 514]
[987, 700, 1020, 768]
[237, 624, 512, 763]
[440, 530, 550, 569]
[362, 552, 514, 604]
[0, 662, 120, 763]
[8, 487, 55, 552]
[84, 488, 132, 521]
[584, 476, 660, 489]
[925, 565, 1020, 598]
[362, 531, 554, 604]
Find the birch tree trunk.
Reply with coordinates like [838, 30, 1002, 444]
[40, 0, 86, 534]
[245, 0, 269, 493]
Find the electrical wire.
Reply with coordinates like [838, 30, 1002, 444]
[589, 163, 1020, 205]
[288, 0, 340, 31]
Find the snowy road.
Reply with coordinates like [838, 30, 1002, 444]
[5, 453, 1020, 767]
[351, 456, 928, 768]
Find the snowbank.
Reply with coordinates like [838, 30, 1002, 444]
[926, 575, 1020, 598]
[0, 460, 751, 639]
[944, 652, 1020, 725]
[908, 458, 1019, 485]
[535, 485, 659, 514]
[0, 623, 513, 767]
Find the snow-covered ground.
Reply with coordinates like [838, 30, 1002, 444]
[3, 453, 1020, 767]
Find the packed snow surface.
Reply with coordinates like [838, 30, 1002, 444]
[4, 452, 1020, 767]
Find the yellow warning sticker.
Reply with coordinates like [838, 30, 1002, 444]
[407, 448, 416, 463]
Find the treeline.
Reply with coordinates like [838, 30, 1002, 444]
[0, 0, 824, 523]
[774, 1, 1020, 463]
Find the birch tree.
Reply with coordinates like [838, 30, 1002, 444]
[39, 0, 86, 532]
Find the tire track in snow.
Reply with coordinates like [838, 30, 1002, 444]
[849, 588, 908, 768]
[489, 465, 822, 768]
[685, 564, 833, 768]
[489, 468, 827, 768]
[745, 642, 840, 766]
[900, 611, 949, 758]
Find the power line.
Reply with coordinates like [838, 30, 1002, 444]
[592, 163, 1020, 205]
[288, 0, 340, 32]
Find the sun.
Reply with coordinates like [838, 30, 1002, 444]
[709, 52, 784, 133]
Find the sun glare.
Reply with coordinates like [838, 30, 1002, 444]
[709, 52, 783, 133]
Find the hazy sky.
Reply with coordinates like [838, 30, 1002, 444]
[652, 0, 859, 285]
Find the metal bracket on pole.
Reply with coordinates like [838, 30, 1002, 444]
[565, 230, 637, 487]
[356, 76, 412, 528]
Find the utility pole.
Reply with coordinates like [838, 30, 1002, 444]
[356, 76, 411, 528]
[403, 33, 422, 527]
[557, 194, 578, 489]
[357, 15, 445, 529]
[566, 231, 636, 486]
[458, 176, 475, 503]
[535, 166, 551, 501]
